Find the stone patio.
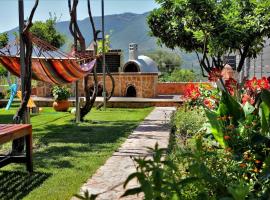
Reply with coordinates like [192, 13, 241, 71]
[72, 107, 175, 200]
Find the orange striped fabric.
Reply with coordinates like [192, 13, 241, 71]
[0, 56, 96, 85]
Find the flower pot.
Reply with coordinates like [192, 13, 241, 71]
[53, 100, 70, 112]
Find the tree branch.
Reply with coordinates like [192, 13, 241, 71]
[237, 45, 249, 72]
[14, 0, 39, 123]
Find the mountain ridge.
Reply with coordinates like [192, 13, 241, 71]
[4, 12, 199, 69]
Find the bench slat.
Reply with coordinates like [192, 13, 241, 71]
[0, 124, 32, 144]
[0, 124, 33, 172]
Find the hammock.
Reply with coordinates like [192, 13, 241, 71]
[0, 34, 96, 85]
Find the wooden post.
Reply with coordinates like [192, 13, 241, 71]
[19, 0, 25, 103]
[102, 0, 106, 110]
[12, 0, 26, 154]
[73, 0, 80, 123]
[18, 0, 30, 123]
[75, 80, 80, 123]
[25, 131, 33, 172]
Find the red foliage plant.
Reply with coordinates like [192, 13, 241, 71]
[208, 68, 222, 82]
[184, 84, 200, 100]
[225, 78, 238, 96]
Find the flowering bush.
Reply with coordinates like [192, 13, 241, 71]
[184, 83, 219, 110]
[183, 76, 270, 196]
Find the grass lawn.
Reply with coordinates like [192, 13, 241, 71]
[0, 106, 152, 200]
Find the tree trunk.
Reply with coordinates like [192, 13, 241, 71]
[13, 0, 39, 153]
[69, 0, 98, 122]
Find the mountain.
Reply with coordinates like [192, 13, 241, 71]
[5, 12, 199, 69]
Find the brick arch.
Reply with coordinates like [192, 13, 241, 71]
[123, 61, 140, 72]
[125, 84, 137, 97]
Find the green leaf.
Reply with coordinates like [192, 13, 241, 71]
[177, 177, 200, 187]
[218, 91, 244, 124]
[123, 172, 143, 188]
[121, 187, 142, 197]
[205, 109, 226, 148]
[261, 89, 270, 108]
[259, 90, 270, 135]
[171, 193, 180, 200]
[259, 102, 270, 135]
[228, 182, 250, 200]
[243, 102, 255, 117]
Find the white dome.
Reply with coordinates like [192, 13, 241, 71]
[123, 55, 159, 73]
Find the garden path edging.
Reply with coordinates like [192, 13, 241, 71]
[72, 107, 176, 200]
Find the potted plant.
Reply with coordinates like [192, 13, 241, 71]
[52, 86, 71, 112]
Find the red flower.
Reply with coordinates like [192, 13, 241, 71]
[242, 94, 255, 105]
[226, 85, 235, 96]
[245, 77, 259, 92]
[224, 135, 231, 140]
[225, 78, 237, 87]
[203, 99, 214, 109]
[258, 77, 270, 90]
[225, 78, 237, 96]
[208, 68, 222, 82]
[184, 84, 201, 100]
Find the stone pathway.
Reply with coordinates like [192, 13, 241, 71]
[73, 107, 176, 200]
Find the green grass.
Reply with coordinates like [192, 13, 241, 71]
[0, 107, 152, 200]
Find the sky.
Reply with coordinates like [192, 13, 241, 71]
[0, 0, 159, 32]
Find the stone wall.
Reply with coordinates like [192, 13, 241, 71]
[157, 82, 212, 95]
[36, 72, 159, 98]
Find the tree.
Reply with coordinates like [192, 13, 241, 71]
[0, 33, 8, 76]
[169, 69, 197, 82]
[148, 0, 270, 78]
[30, 16, 65, 48]
[145, 50, 182, 73]
[0, 33, 8, 48]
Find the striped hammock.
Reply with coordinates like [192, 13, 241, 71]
[0, 34, 96, 85]
[0, 56, 96, 85]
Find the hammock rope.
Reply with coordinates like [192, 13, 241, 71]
[0, 34, 96, 85]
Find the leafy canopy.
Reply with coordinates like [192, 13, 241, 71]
[0, 33, 8, 76]
[0, 33, 8, 49]
[148, 0, 270, 74]
[169, 68, 197, 82]
[145, 49, 182, 72]
[30, 16, 65, 48]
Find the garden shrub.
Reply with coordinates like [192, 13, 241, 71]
[172, 107, 206, 143]
[123, 76, 270, 199]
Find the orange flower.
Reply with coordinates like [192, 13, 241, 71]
[225, 147, 232, 152]
[255, 160, 261, 164]
[224, 135, 231, 140]
[184, 84, 201, 100]
[253, 168, 259, 173]
[245, 77, 259, 91]
[221, 116, 227, 121]
[203, 99, 214, 109]
[239, 163, 247, 168]
[227, 124, 235, 130]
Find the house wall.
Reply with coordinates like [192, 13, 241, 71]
[157, 82, 212, 95]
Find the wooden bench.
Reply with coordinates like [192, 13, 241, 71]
[0, 124, 33, 172]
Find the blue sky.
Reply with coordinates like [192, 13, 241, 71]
[0, 0, 159, 32]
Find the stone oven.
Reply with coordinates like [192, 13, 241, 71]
[123, 43, 159, 74]
[36, 43, 159, 98]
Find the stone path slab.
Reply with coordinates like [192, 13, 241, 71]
[73, 107, 176, 200]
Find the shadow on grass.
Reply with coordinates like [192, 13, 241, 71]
[32, 120, 140, 169]
[0, 170, 51, 200]
[0, 114, 14, 124]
